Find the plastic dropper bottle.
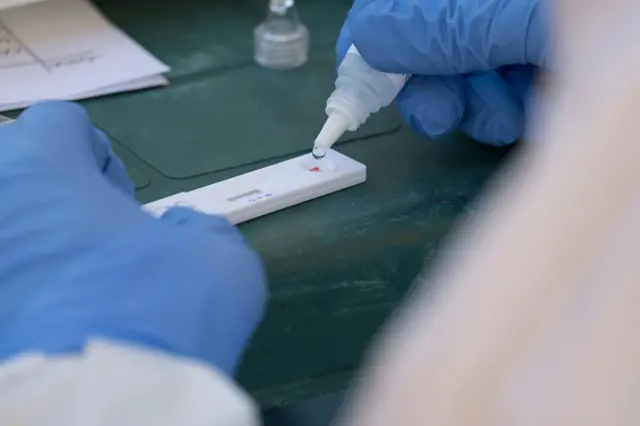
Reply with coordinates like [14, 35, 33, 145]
[312, 45, 411, 159]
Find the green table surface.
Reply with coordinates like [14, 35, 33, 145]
[19, 0, 512, 408]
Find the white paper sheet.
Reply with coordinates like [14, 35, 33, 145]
[0, 75, 169, 111]
[0, 0, 170, 111]
[0, 0, 45, 11]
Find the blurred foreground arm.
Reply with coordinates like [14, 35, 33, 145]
[336, 1, 640, 425]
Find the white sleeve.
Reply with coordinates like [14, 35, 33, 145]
[0, 339, 261, 426]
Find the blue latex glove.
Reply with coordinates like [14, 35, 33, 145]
[337, 0, 550, 146]
[0, 101, 267, 376]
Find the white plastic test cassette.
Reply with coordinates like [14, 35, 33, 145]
[142, 149, 367, 224]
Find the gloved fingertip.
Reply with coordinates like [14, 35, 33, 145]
[500, 65, 536, 106]
[460, 72, 525, 146]
[16, 101, 111, 171]
[18, 101, 91, 129]
[160, 207, 244, 242]
[94, 129, 135, 198]
[397, 75, 465, 138]
[463, 113, 522, 147]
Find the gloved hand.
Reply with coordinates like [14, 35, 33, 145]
[337, 0, 550, 146]
[0, 101, 266, 376]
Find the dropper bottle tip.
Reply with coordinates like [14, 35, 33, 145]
[311, 111, 351, 159]
[312, 145, 326, 160]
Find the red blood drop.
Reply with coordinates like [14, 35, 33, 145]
[309, 167, 321, 172]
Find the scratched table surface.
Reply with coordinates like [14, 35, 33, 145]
[16, 0, 511, 408]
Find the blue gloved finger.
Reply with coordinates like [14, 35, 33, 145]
[157, 205, 266, 373]
[94, 129, 135, 198]
[160, 207, 246, 244]
[16, 101, 112, 175]
[350, 0, 550, 75]
[17, 100, 93, 140]
[336, 20, 351, 67]
[336, 0, 377, 66]
[499, 65, 536, 107]
[458, 71, 525, 146]
[395, 74, 466, 138]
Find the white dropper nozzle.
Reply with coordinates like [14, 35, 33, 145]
[311, 111, 351, 159]
[311, 45, 410, 160]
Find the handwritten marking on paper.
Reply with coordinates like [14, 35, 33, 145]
[0, 20, 46, 70]
[0, 27, 33, 69]
[0, 31, 21, 57]
[0, 0, 170, 109]
[0, 20, 100, 72]
[45, 51, 100, 69]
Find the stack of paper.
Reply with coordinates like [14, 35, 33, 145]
[0, 0, 170, 111]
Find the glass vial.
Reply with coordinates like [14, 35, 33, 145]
[254, 0, 309, 70]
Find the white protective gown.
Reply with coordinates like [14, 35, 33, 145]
[0, 340, 260, 426]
